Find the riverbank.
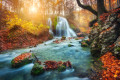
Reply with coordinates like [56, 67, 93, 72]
[89, 7, 120, 80]
[0, 38, 92, 80]
[0, 29, 53, 52]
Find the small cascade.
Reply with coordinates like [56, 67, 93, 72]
[56, 17, 77, 37]
[48, 17, 77, 37]
[48, 18, 53, 35]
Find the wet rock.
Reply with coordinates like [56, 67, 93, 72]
[81, 39, 91, 47]
[61, 36, 66, 40]
[77, 33, 87, 37]
[31, 63, 45, 75]
[57, 65, 66, 72]
[63, 61, 72, 68]
[44, 61, 58, 70]
[68, 44, 74, 47]
[89, 8, 120, 58]
[114, 37, 120, 58]
[44, 61, 72, 71]
[11, 53, 33, 68]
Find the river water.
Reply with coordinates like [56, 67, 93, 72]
[0, 38, 92, 80]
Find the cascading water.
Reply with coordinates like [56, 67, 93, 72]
[48, 18, 53, 35]
[56, 17, 77, 37]
[48, 17, 77, 37]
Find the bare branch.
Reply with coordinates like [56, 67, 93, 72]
[76, 0, 98, 16]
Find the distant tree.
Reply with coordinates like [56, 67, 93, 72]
[76, 0, 107, 17]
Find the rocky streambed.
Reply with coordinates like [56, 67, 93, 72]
[0, 38, 93, 80]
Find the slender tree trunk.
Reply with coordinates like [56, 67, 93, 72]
[76, 0, 98, 16]
[97, 0, 107, 16]
[117, 0, 120, 7]
[109, 0, 112, 10]
[119, 0, 120, 5]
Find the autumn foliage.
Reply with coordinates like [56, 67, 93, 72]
[44, 61, 72, 70]
[100, 52, 120, 80]
[0, 12, 52, 52]
[100, 8, 120, 22]
[13, 53, 32, 64]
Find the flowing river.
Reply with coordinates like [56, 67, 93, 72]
[0, 38, 93, 80]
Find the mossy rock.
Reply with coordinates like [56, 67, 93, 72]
[11, 53, 33, 68]
[81, 39, 91, 47]
[31, 63, 45, 75]
[61, 36, 66, 40]
[81, 42, 89, 47]
[68, 44, 74, 47]
[11, 58, 32, 68]
[114, 47, 120, 58]
[114, 47, 120, 52]
[75, 38, 79, 40]
[57, 65, 66, 72]
[48, 34, 53, 40]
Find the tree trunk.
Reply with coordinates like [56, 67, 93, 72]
[97, 0, 107, 16]
[117, 0, 120, 7]
[109, 0, 112, 10]
[76, 0, 107, 17]
[76, 0, 98, 16]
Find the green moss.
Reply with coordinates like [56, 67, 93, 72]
[53, 16, 58, 30]
[75, 38, 79, 40]
[81, 39, 91, 47]
[31, 63, 45, 75]
[115, 47, 120, 52]
[81, 42, 89, 47]
[11, 58, 32, 68]
[68, 44, 73, 47]
[70, 24, 76, 30]
[57, 65, 66, 72]
[61, 36, 66, 40]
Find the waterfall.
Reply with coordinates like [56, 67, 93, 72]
[48, 17, 77, 37]
[56, 17, 77, 37]
[48, 18, 53, 35]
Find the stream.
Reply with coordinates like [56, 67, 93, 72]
[0, 38, 93, 80]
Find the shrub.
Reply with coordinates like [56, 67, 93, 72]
[7, 16, 49, 36]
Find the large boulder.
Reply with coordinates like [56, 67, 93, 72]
[57, 65, 66, 72]
[31, 63, 45, 75]
[11, 53, 34, 68]
[44, 61, 58, 70]
[89, 8, 120, 58]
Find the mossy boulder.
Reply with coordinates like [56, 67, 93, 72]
[61, 36, 66, 40]
[31, 63, 45, 75]
[81, 39, 91, 47]
[68, 44, 74, 47]
[81, 42, 89, 47]
[57, 65, 66, 72]
[11, 53, 33, 68]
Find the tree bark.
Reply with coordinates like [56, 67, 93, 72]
[109, 0, 112, 10]
[76, 0, 107, 17]
[97, 0, 107, 16]
[76, 0, 98, 16]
